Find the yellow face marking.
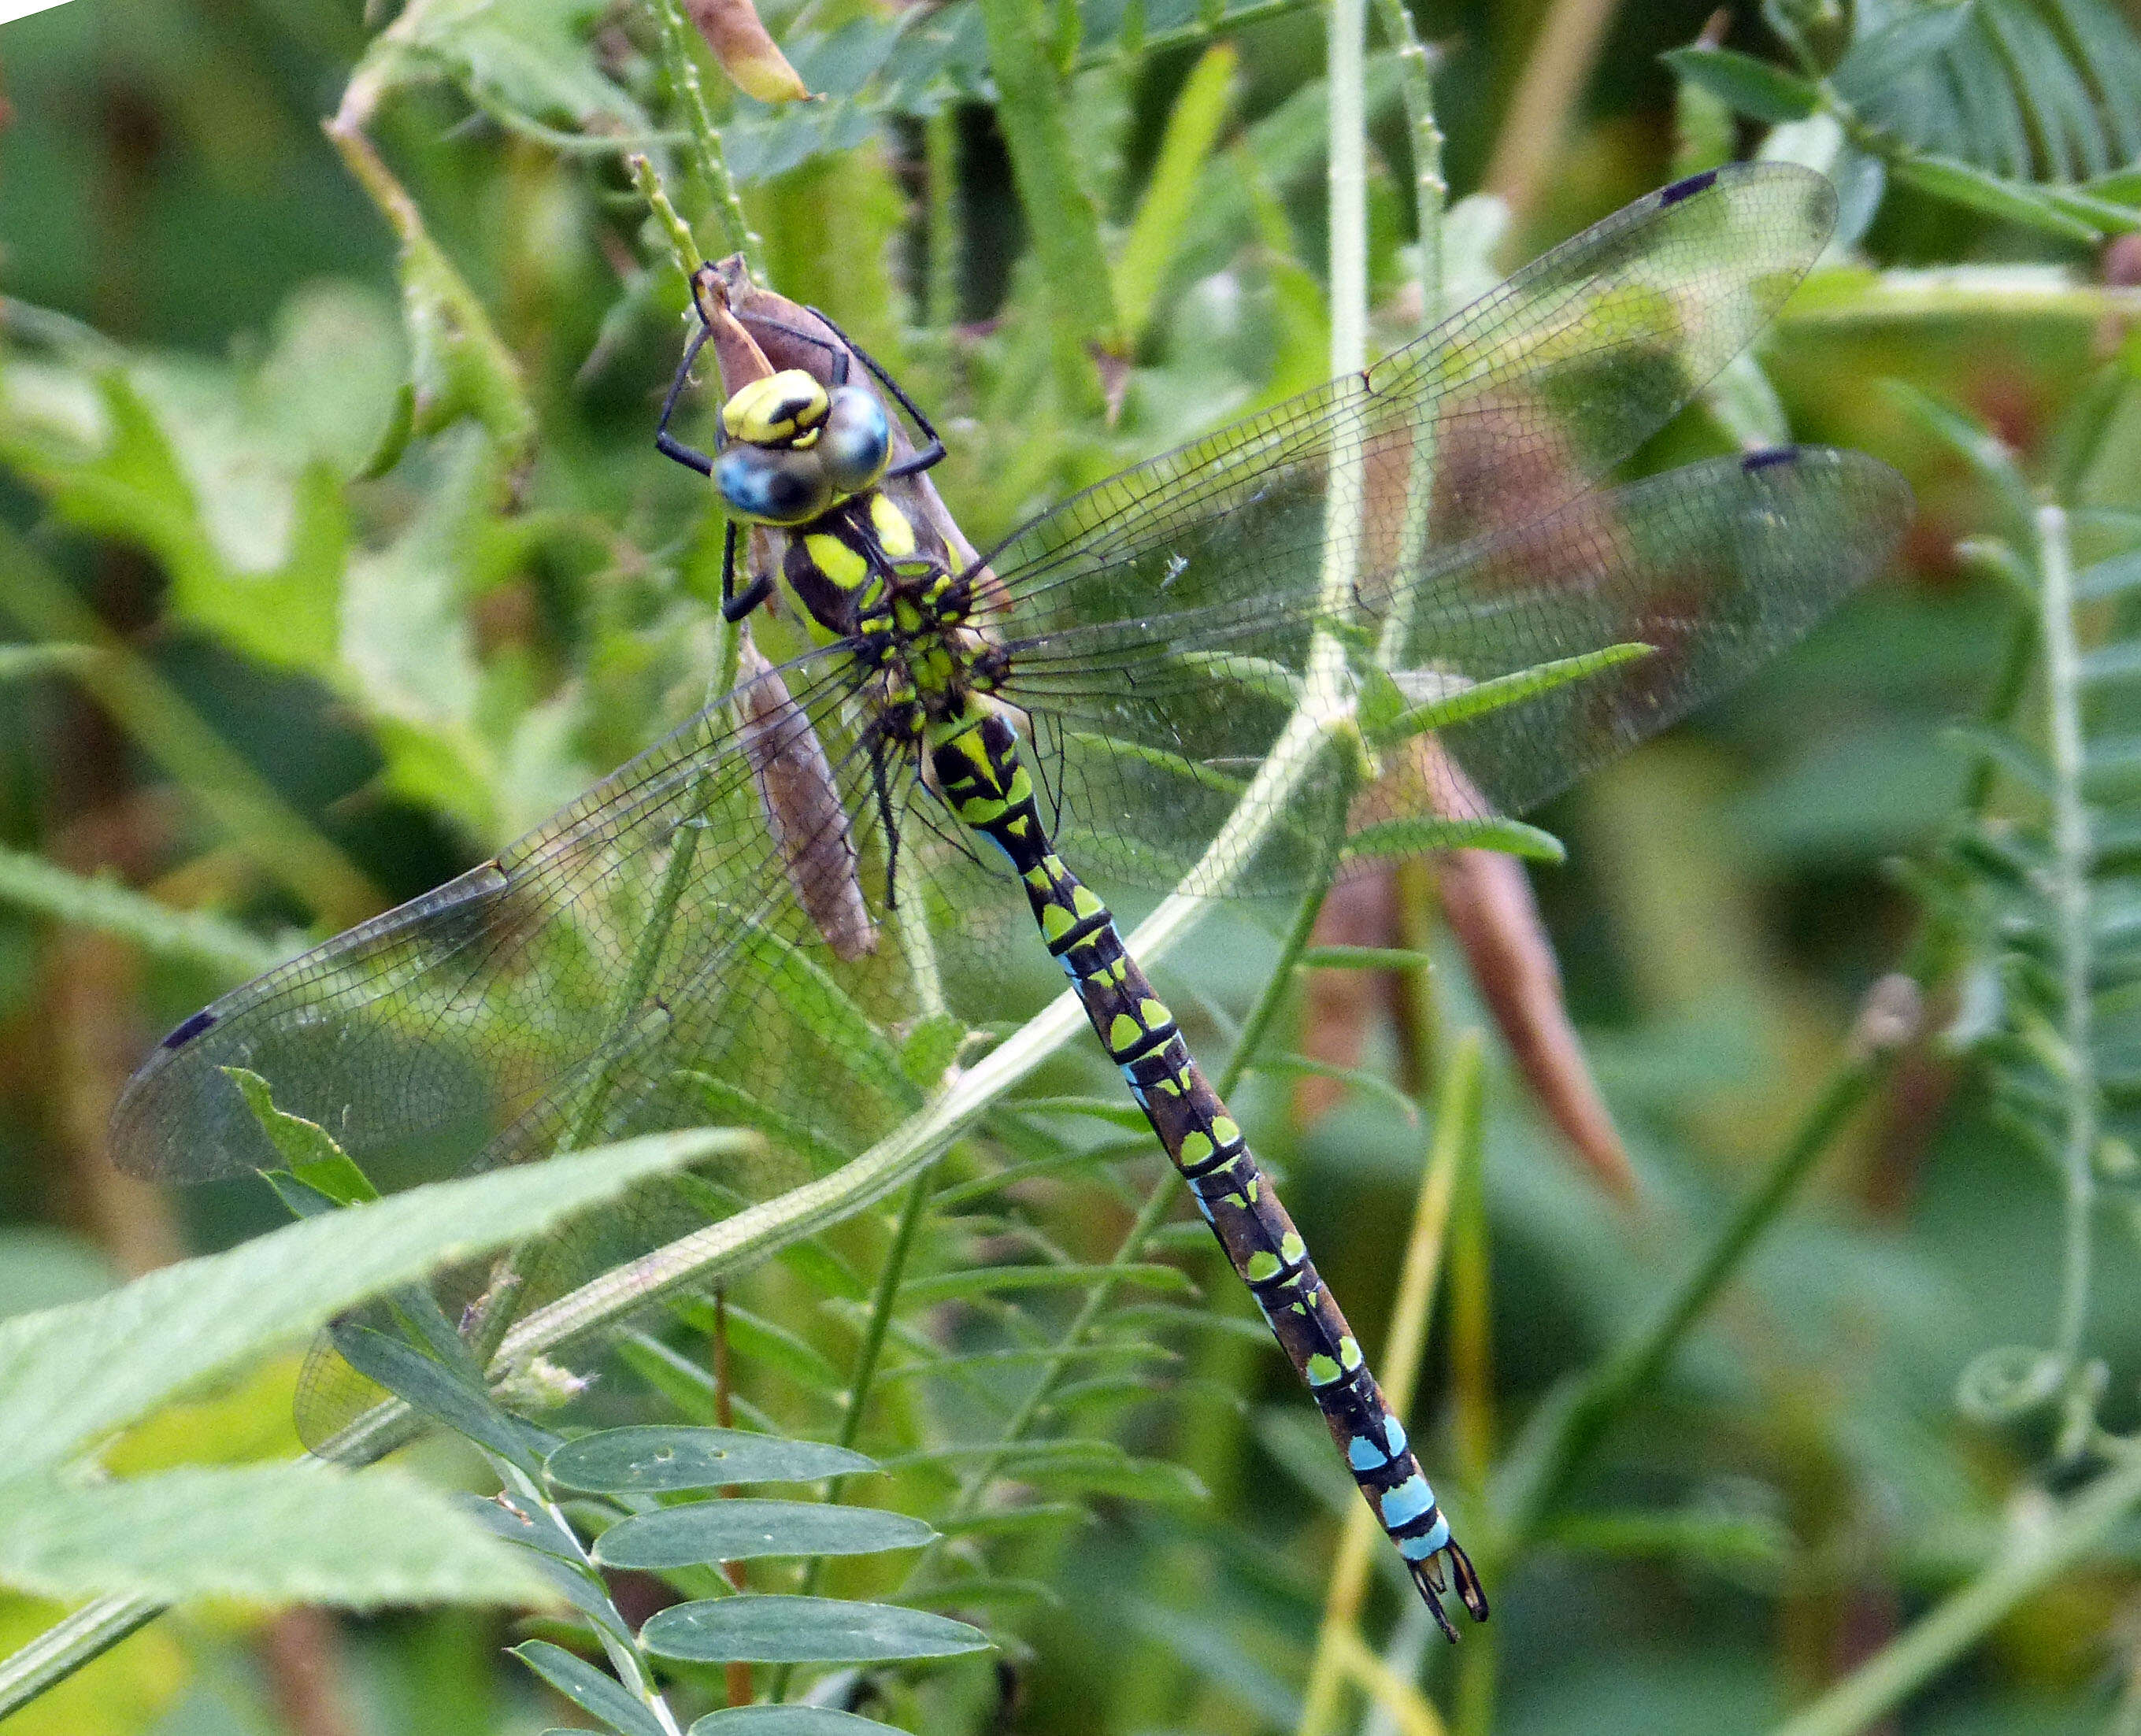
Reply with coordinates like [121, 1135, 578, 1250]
[723, 370, 828, 443]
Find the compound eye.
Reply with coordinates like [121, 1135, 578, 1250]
[716, 444, 833, 525]
[720, 369, 829, 446]
[819, 385, 892, 496]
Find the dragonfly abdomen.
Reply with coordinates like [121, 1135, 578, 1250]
[927, 700, 1487, 1637]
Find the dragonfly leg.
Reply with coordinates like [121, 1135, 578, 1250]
[869, 741, 902, 909]
[720, 520, 777, 623]
[738, 303, 947, 480]
[655, 311, 718, 479]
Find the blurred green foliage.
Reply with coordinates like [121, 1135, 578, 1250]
[5, 0, 2141, 1732]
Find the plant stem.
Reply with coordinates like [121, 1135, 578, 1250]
[632, 154, 706, 282]
[1498, 1046, 1893, 1545]
[1480, 0, 1622, 227]
[772, 1166, 933, 1700]
[648, 0, 760, 266]
[1368, 0, 1444, 325]
[1297, 1035, 1479, 1736]
[0, 1597, 163, 1716]
[1765, 1444, 2141, 1736]
[2036, 500, 2097, 1370]
[0, 524, 379, 927]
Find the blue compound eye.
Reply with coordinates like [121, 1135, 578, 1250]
[716, 443, 833, 526]
[818, 385, 892, 497]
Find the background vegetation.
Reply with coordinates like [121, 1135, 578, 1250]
[3, 0, 2141, 1731]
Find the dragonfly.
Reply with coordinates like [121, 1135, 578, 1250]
[111, 161, 1911, 1638]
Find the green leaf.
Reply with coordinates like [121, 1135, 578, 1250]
[224, 1069, 378, 1204]
[1885, 380, 2039, 528]
[509, 1640, 666, 1736]
[1113, 42, 1239, 342]
[594, 1500, 935, 1568]
[0, 366, 350, 675]
[1661, 46, 1821, 124]
[640, 1594, 991, 1664]
[332, 1326, 543, 1474]
[1832, 2, 1974, 100]
[0, 1465, 555, 1608]
[546, 1427, 876, 1493]
[1343, 816, 1565, 864]
[2078, 544, 2141, 601]
[895, 1263, 1195, 1305]
[690, 1708, 909, 1734]
[328, 129, 534, 455]
[1296, 946, 1435, 970]
[0, 846, 285, 979]
[0, 642, 100, 681]
[898, 1012, 969, 1093]
[975, 0, 1121, 387]
[1376, 643, 1655, 741]
[1890, 154, 2104, 243]
[378, 0, 651, 131]
[991, 1440, 1207, 1505]
[0, 1128, 744, 1476]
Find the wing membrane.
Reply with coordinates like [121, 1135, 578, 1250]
[109, 653, 919, 1186]
[979, 163, 1838, 632]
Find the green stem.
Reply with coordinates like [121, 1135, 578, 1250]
[974, 0, 1118, 401]
[1327, 0, 1367, 379]
[0, 1597, 162, 1717]
[648, 0, 761, 266]
[1765, 1444, 2141, 1736]
[1368, 0, 1444, 325]
[632, 153, 706, 283]
[502, 1459, 687, 1736]
[0, 525, 380, 927]
[0, 844, 285, 980]
[772, 1168, 934, 1701]
[1498, 1048, 1893, 1545]
[2036, 500, 2096, 1369]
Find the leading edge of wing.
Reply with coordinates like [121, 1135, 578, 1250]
[971, 161, 1839, 609]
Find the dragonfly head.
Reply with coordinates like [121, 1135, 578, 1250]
[716, 368, 894, 525]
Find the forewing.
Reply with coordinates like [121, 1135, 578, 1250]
[979, 163, 1836, 636]
[976, 164, 1864, 893]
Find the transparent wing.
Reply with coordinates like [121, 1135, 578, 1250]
[997, 446, 1910, 898]
[967, 164, 1909, 892]
[979, 163, 1837, 626]
[109, 650, 929, 1191]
